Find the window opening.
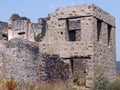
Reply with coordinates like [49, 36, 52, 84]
[18, 32, 25, 35]
[108, 24, 112, 45]
[67, 18, 81, 41]
[97, 19, 102, 41]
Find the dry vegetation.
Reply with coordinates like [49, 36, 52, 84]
[0, 80, 76, 90]
[0, 72, 77, 90]
[0, 71, 120, 90]
[0, 72, 87, 90]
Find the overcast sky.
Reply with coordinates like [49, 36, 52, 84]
[0, 0, 120, 61]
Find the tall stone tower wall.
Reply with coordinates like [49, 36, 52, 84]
[38, 4, 116, 86]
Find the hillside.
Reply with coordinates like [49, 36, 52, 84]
[116, 61, 120, 74]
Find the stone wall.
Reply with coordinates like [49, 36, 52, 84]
[0, 21, 8, 40]
[39, 54, 70, 83]
[8, 14, 30, 40]
[30, 18, 47, 41]
[8, 14, 47, 42]
[3, 38, 40, 82]
[0, 21, 8, 73]
[2, 38, 70, 83]
[92, 17, 116, 82]
[38, 4, 116, 87]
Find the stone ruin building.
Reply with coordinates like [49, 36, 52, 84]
[0, 4, 116, 88]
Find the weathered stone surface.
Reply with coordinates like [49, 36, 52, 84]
[39, 54, 69, 83]
[0, 21, 8, 40]
[2, 38, 70, 83]
[3, 38, 40, 82]
[38, 4, 116, 87]
[10, 14, 30, 22]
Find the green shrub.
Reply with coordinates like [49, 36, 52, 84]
[108, 81, 120, 90]
[34, 33, 43, 42]
[92, 66, 110, 90]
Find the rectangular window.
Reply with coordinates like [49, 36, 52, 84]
[69, 30, 76, 41]
[97, 19, 102, 41]
[108, 24, 112, 45]
[18, 32, 25, 35]
[67, 18, 81, 41]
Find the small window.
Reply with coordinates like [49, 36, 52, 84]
[67, 18, 81, 41]
[69, 30, 76, 41]
[18, 32, 25, 35]
[108, 24, 112, 45]
[97, 19, 102, 41]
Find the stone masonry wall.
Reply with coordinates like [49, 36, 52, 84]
[0, 21, 8, 40]
[8, 14, 46, 41]
[8, 14, 30, 40]
[93, 17, 116, 82]
[0, 21, 8, 74]
[2, 38, 70, 83]
[39, 54, 70, 83]
[38, 4, 116, 87]
[40, 13, 94, 58]
[30, 18, 47, 41]
[3, 38, 40, 82]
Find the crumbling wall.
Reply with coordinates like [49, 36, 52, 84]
[30, 18, 47, 41]
[30, 23, 42, 41]
[8, 14, 47, 42]
[3, 38, 70, 83]
[8, 14, 30, 40]
[0, 21, 8, 40]
[10, 14, 30, 22]
[39, 54, 70, 83]
[3, 38, 40, 82]
[0, 22, 8, 73]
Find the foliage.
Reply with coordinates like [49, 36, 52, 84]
[34, 33, 43, 42]
[34, 28, 46, 42]
[92, 65, 110, 90]
[108, 81, 120, 90]
[6, 80, 17, 90]
[73, 73, 86, 86]
[1, 68, 120, 90]
[92, 66, 120, 90]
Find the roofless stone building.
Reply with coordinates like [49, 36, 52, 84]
[0, 4, 116, 88]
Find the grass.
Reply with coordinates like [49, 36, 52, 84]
[108, 74, 120, 90]
[0, 78, 77, 90]
[0, 68, 120, 90]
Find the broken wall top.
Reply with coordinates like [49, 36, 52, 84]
[49, 4, 115, 26]
[10, 14, 30, 22]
